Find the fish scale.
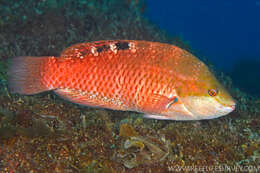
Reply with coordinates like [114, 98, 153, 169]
[8, 40, 235, 120]
[42, 42, 173, 112]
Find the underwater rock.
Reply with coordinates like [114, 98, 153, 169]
[119, 123, 138, 138]
[116, 135, 171, 168]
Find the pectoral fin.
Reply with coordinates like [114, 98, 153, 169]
[54, 89, 126, 110]
[141, 94, 178, 114]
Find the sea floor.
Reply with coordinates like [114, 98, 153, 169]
[0, 0, 259, 172]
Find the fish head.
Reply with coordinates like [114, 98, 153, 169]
[149, 76, 235, 120]
[162, 51, 236, 120]
[174, 61, 236, 120]
[179, 86, 236, 120]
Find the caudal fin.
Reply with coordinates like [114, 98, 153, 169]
[8, 56, 52, 95]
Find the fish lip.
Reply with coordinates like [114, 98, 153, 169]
[224, 107, 234, 113]
[230, 104, 236, 111]
[215, 104, 235, 117]
[224, 103, 236, 113]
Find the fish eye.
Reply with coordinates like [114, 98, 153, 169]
[208, 89, 218, 97]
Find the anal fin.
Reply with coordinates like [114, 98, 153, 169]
[54, 89, 126, 110]
[55, 89, 106, 107]
[141, 94, 178, 114]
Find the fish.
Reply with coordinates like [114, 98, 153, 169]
[8, 40, 236, 120]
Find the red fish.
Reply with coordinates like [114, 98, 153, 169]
[8, 40, 235, 120]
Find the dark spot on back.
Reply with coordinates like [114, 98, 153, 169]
[96, 45, 109, 53]
[97, 47, 103, 53]
[80, 49, 88, 56]
[115, 41, 129, 50]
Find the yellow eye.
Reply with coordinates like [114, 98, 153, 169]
[208, 89, 218, 97]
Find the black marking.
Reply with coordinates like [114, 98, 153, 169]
[97, 47, 103, 53]
[80, 49, 88, 56]
[94, 41, 108, 45]
[96, 45, 109, 53]
[115, 41, 130, 50]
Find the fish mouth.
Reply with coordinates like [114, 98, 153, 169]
[224, 104, 236, 113]
[213, 103, 236, 118]
[229, 104, 236, 111]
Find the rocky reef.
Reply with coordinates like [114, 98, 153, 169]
[0, 0, 259, 172]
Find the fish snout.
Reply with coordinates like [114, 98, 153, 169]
[217, 102, 236, 116]
[229, 104, 236, 111]
[227, 98, 236, 111]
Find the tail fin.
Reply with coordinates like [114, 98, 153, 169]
[8, 56, 52, 95]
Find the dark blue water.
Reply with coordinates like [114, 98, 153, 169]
[145, 0, 260, 96]
[145, 1, 260, 71]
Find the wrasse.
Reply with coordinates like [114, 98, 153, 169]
[8, 40, 235, 120]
